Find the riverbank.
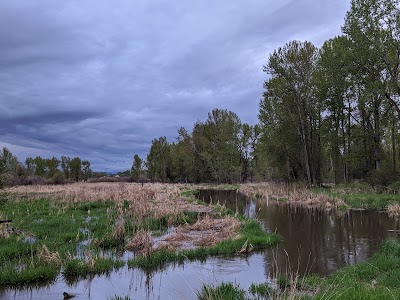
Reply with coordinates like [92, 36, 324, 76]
[195, 239, 400, 300]
[0, 183, 279, 287]
[237, 182, 400, 214]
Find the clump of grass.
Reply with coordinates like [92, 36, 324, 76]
[196, 282, 246, 300]
[249, 282, 273, 298]
[128, 220, 280, 269]
[0, 263, 59, 286]
[37, 244, 61, 267]
[387, 203, 400, 218]
[125, 229, 152, 255]
[63, 256, 124, 277]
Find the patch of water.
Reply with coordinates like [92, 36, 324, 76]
[198, 189, 398, 275]
[22, 235, 37, 244]
[0, 254, 271, 300]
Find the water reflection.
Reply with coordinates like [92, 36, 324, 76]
[198, 189, 397, 276]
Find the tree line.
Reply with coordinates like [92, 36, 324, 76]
[0, 147, 92, 187]
[2, 0, 399, 187]
[134, 0, 400, 186]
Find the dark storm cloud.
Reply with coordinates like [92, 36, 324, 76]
[0, 0, 349, 171]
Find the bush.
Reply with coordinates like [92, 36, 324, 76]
[52, 171, 66, 185]
[367, 169, 399, 188]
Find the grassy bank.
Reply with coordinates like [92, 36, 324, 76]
[308, 240, 400, 299]
[239, 182, 400, 212]
[312, 185, 400, 210]
[195, 240, 400, 300]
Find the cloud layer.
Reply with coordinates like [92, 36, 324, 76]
[0, 0, 349, 171]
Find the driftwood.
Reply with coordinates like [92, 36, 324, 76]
[238, 238, 254, 254]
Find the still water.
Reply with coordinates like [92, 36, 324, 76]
[198, 189, 398, 276]
[0, 190, 397, 300]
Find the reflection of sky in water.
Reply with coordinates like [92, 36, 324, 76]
[2, 254, 271, 300]
[1, 190, 398, 300]
[244, 200, 257, 218]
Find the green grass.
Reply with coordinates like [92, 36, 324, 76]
[196, 282, 275, 300]
[196, 282, 246, 300]
[249, 282, 273, 299]
[309, 240, 400, 299]
[312, 186, 400, 209]
[127, 220, 281, 269]
[0, 189, 252, 287]
[0, 263, 59, 286]
[0, 196, 126, 286]
[63, 258, 124, 277]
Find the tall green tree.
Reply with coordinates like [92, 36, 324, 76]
[61, 156, 71, 179]
[45, 156, 60, 178]
[147, 137, 170, 182]
[0, 148, 18, 188]
[260, 41, 321, 185]
[131, 154, 143, 182]
[343, 0, 400, 118]
[82, 160, 91, 181]
[70, 157, 82, 182]
[34, 156, 46, 177]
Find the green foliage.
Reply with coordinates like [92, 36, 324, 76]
[196, 282, 246, 300]
[249, 282, 273, 298]
[0, 263, 59, 286]
[62, 258, 124, 277]
[131, 154, 143, 182]
[0, 198, 124, 286]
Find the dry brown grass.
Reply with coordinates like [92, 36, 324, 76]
[5, 182, 210, 222]
[156, 215, 242, 249]
[6, 183, 244, 254]
[37, 244, 62, 266]
[387, 204, 400, 218]
[126, 229, 152, 255]
[239, 183, 343, 208]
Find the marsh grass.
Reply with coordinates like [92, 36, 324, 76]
[196, 282, 246, 300]
[1, 183, 276, 287]
[128, 220, 280, 269]
[239, 183, 400, 214]
[62, 257, 124, 277]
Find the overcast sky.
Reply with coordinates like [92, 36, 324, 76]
[0, 0, 350, 172]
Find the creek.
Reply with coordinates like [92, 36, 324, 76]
[0, 189, 397, 300]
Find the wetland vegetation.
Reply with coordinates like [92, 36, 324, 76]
[0, 182, 279, 288]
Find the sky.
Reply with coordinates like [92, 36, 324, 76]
[0, 0, 350, 172]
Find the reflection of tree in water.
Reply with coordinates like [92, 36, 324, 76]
[198, 189, 397, 276]
[129, 267, 156, 300]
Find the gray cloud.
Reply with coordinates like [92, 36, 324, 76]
[0, 0, 350, 171]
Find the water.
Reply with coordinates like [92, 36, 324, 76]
[1, 189, 397, 300]
[198, 189, 398, 275]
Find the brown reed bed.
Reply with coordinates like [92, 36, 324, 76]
[153, 215, 242, 250]
[5, 182, 210, 222]
[239, 183, 344, 209]
[5, 182, 244, 256]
